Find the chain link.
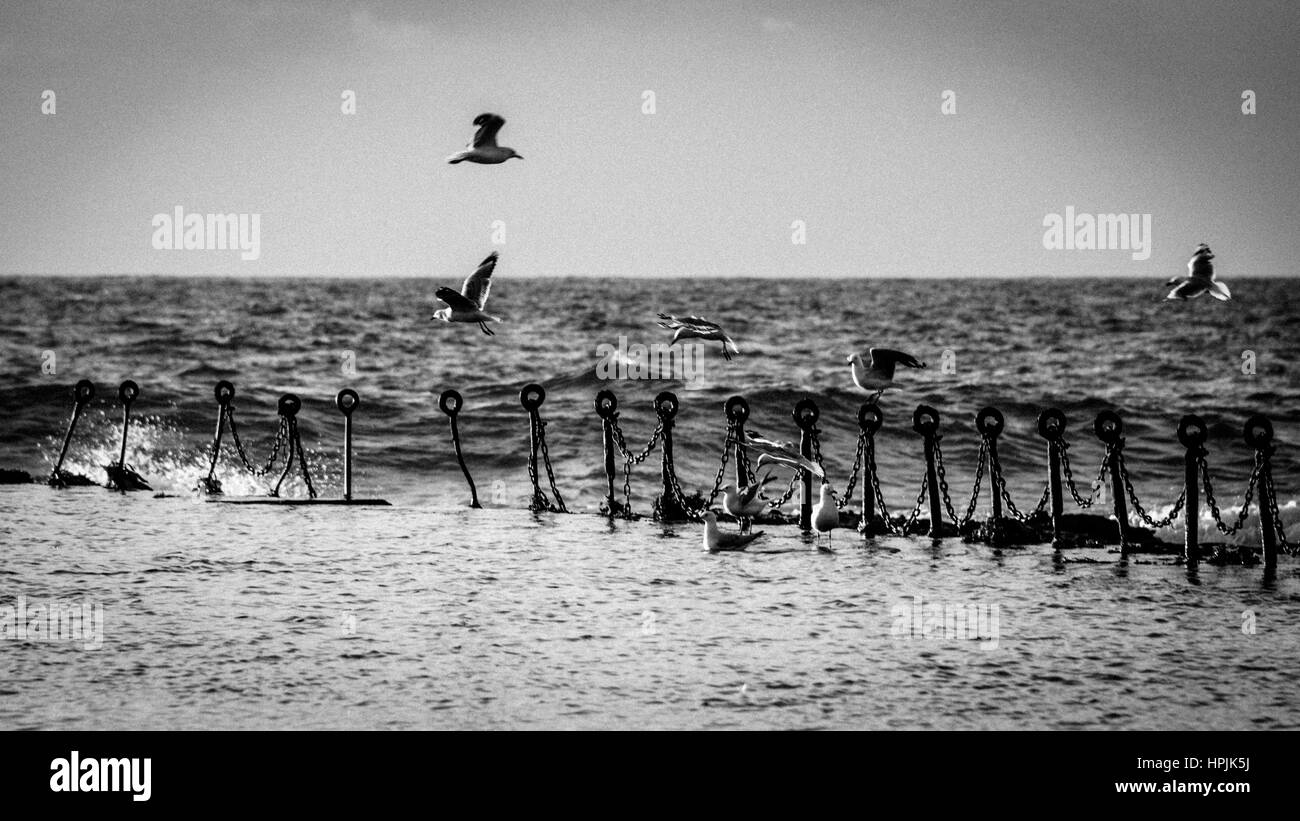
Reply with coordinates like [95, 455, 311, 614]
[1116, 449, 1185, 529]
[809, 428, 865, 511]
[1200, 451, 1259, 536]
[1265, 471, 1294, 554]
[934, 435, 987, 528]
[609, 414, 662, 518]
[1059, 439, 1110, 509]
[989, 446, 1050, 523]
[226, 409, 288, 477]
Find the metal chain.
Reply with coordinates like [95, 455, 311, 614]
[610, 414, 662, 518]
[1265, 471, 1294, 554]
[934, 435, 986, 527]
[531, 416, 567, 513]
[990, 447, 1050, 523]
[226, 409, 288, 477]
[1117, 450, 1186, 529]
[1200, 451, 1259, 536]
[1059, 439, 1110, 509]
[704, 423, 737, 506]
[767, 470, 802, 510]
[809, 428, 865, 511]
[290, 419, 317, 500]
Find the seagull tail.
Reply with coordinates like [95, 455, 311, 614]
[1209, 280, 1232, 301]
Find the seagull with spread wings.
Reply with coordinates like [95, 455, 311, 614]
[431, 252, 502, 335]
[446, 113, 524, 165]
[1166, 243, 1231, 301]
[740, 430, 826, 480]
[656, 313, 739, 360]
[847, 348, 927, 403]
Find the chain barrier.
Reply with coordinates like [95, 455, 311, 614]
[1199, 451, 1259, 537]
[809, 427, 865, 511]
[988, 446, 1050, 523]
[933, 435, 987, 528]
[1058, 439, 1110, 509]
[1116, 449, 1185, 530]
[609, 414, 662, 518]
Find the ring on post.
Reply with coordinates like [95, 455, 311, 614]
[1037, 408, 1066, 441]
[595, 389, 618, 419]
[278, 394, 302, 418]
[792, 397, 819, 430]
[1243, 414, 1273, 449]
[1093, 410, 1123, 444]
[520, 383, 546, 412]
[912, 404, 940, 436]
[653, 391, 679, 421]
[1176, 414, 1207, 448]
[858, 403, 883, 435]
[725, 396, 749, 425]
[118, 379, 140, 405]
[74, 379, 95, 405]
[336, 388, 359, 417]
[214, 380, 235, 406]
[439, 389, 463, 417]
[976, 406, 1005, 438]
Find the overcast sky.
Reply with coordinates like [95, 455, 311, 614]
[1, 0, 1296, 278]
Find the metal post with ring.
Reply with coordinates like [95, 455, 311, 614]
[793, 397, 819, 532]
[104, 380, 151, 491]
[1177, 414, 1207, 567]
[913, 404, 944, 537]
[440, 388, 480, 508]
[48, 379, 97, 488]
[1094, 410, 1129, 555]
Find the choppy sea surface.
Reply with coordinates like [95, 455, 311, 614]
[1, 275, 1298, 729]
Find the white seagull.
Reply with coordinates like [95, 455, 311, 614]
[721, 471, 775, 531]
[847, 348, 927, 402]
[431, 251, 502, 335]
[1166, 243, 1231, 301]
[740, 430, 826, 480]
[812, 483, 840, 549]
[703, 511, 765, 552]
[446, 113, 524, 165]
[656, 313, 740, 360]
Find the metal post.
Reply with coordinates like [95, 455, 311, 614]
[336, 389, 359, 502]
[1245, 415, 1277, 572]
[793, 398, 819, 532]
[858, 403, 882, 534]
[1177, 415, 1206, 567]
[50, 379, 94, 485]
[654, 391, 685, 521]
[595, 390, 618, 515]
[725, 396, 750, 488]
[913, 405, 943, 537]
[976, 407, 1005, 540]
[1095, 411, 1129, 554]
[1038, 409, 1066, 544]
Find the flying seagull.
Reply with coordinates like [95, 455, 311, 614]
[1166, 243, 1230, 301]
[432, 251, 501, 335]
[703, 511, 765, 553]
[446, 113, 524, 165]
[656, 313, 739, 360]
[847, 348, 927, 403]
[721, 471, 775, 531]
[740, 430, 825, 479]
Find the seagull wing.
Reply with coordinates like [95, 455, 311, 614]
[657, 313, 722, 333]
[471, 113, 506, 149]
[436, 286, 477, 313]
[461, 252, 498, 309]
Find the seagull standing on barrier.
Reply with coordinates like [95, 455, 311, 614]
[656, 314, 740, 361]
[722, 471, 775, 532]
[740, 430, 826, 479]
[847, 348, 927, 403]
[432, 252, 502, 335]
[703, 511, 765, 552]
[1166, 243, 1231, 301]
[812, 483, 840, 550]
[446, 113, 524, 164]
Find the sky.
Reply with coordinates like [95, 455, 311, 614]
[0, 0, 1296, 278]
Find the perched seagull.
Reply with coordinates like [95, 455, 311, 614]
[847, 348, 927, 403]
[656, 313, 740, 360]
[1166, 243, 1231, 301]
[721, 471, 775, 531]
[703, 511, 765, 553]
[741, 430, 826, 479]
[812, 483, 840, 549]
[431, 251, 501, 335]
[446, 113, 524, 165]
